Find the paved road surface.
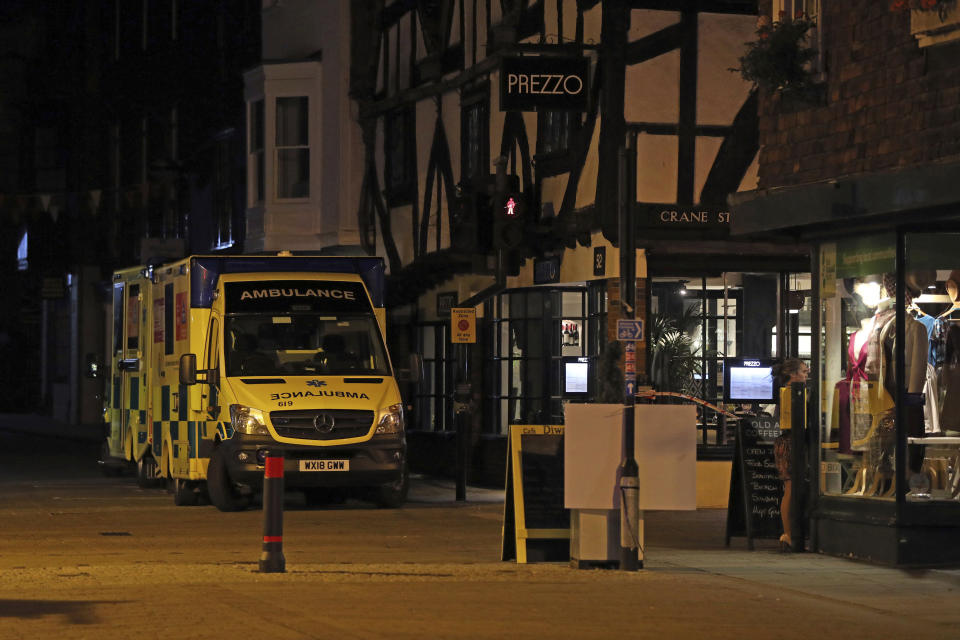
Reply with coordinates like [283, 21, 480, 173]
[1, 426, 959, 639]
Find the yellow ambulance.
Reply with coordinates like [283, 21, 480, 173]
[99, 254, 407, 511]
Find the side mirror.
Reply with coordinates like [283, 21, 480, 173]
[180, 353, 197, 385]
[408, 353, 423, 384]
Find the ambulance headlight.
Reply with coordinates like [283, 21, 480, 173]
[375, 403, 404, 436]
[230, 405, 269, 436]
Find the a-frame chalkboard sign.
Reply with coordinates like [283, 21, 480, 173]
[725, 417, 783, 549]
[501, 425, 570, 563]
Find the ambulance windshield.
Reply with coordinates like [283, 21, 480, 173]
[220, 279, 389, 377]
[224, 312, 390, 377]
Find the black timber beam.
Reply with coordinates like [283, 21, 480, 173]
[624, 22, 683, 65]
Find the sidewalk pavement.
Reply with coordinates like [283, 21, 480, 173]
[4, 410, 960, 606]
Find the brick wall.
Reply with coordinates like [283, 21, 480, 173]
[756, 0, 960, 189]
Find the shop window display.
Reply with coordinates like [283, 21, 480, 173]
[821, 233, 960, 503]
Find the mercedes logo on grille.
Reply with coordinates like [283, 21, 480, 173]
[313, 412, 336, 434]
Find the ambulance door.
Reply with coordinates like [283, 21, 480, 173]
[118, 282, 144, 462]
[195, 314, 221, 477]
[107, 281, 125, 458]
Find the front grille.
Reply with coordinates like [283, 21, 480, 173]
[269, 409, 375, 441]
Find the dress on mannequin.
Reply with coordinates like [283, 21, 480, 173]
[835, 326, 872, 454]
[849, 312, 894, 452]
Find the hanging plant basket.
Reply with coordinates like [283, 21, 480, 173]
[731, 16, 819, 101]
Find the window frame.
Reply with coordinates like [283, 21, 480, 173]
[772, 0, 824, 81]
[534, 110, 580, 177]
[274, 95, 310, 201]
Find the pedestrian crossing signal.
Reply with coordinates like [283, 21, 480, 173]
[494, 192, 524, 249]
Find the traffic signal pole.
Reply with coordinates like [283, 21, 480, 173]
[453, 157, 510, 502]
[618, 132, 641, 571]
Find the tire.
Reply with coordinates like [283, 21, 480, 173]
[206, 447, 249, 512]
[173, 477, 199, 506]
[373, 462, 409, 509]
[136, 454, 163, 489]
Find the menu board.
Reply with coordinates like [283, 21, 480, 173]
[501, 425, 570, 563]
[725, 417, 783, 549]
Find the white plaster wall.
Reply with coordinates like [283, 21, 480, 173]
[247, 0, 364, 253]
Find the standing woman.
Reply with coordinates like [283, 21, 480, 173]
[773, 358, 809, 551]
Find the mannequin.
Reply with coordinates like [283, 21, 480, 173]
[875, 274, 928, 396]
[874, 275, 929, 494]
[847, 280, 890, 454]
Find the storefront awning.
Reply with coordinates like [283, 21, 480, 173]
[728, 159, 960, 238]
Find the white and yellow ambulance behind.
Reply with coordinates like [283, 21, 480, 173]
[99, 254, 407, 511]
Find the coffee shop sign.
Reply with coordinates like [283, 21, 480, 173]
[659, 209, 731, 224]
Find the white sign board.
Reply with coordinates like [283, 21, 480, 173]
[563, 403, 696, 511]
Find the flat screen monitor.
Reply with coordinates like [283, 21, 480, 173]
[724, 358, 776, 403]
[564, 359, 589, 394]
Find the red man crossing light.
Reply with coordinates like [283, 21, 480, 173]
[494, 192, 524, 250]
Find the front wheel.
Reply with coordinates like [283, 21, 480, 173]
[136, 454, 163, 489]
[206, 447, 250, 512]
[373, 462, 409, 509]
[172, 478, 199, 506]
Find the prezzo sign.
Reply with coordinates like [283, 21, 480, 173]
[500, 56, 589, 112]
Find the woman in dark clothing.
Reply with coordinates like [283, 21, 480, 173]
[773, 358, 809, 551]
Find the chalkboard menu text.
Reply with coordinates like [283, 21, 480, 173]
[725, 417, 783, 549]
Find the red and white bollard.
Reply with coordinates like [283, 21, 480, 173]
[259, 450, 285, 573]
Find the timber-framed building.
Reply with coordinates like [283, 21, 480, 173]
[348, 0, 810, 489]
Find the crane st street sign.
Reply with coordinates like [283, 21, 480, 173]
[500, 56, 589, 112]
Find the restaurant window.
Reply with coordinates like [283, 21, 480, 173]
[486, 285, 605, 435]
[413, 323, 457, 431]
[650, 273, 810, 455]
